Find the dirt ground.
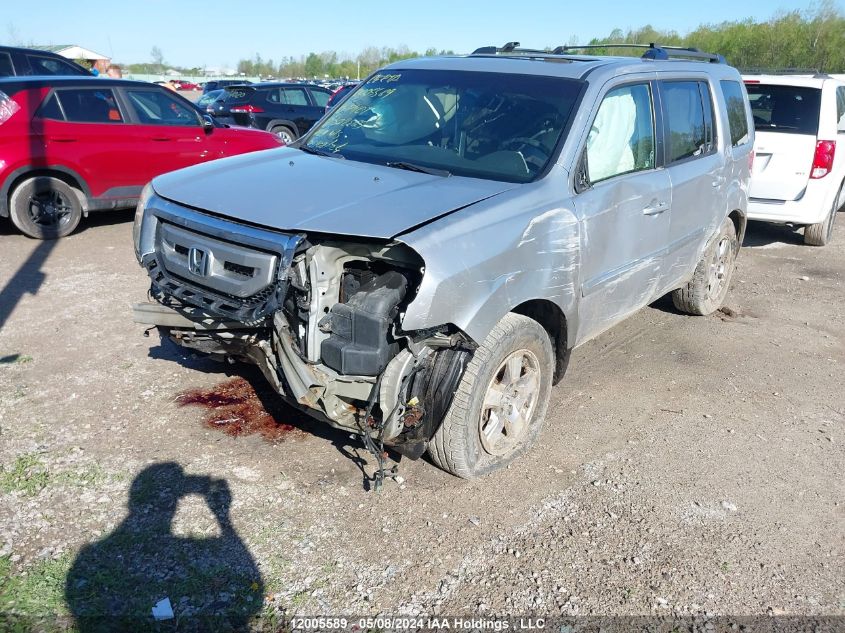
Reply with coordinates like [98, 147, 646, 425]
[0, 210, 843, 628]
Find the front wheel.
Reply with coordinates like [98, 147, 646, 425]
[9, 176, 83, 239]
[427, 313, 555, 478]
[672, 217, 738, 315]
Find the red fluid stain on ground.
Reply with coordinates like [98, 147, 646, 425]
[176, 377, 304, 442]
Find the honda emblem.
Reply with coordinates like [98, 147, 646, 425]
[188, 247, 207, 276]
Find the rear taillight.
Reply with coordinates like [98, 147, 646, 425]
[0, 90, 21, 125]
[811, 140, 836, 179]
[230, 104, 264, 114]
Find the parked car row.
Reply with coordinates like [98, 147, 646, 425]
[1, 44, 843, 254]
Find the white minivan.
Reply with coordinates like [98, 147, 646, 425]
[743, 73, 845, 245]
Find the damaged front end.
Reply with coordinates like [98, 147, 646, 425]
[133, 189, 473, 463]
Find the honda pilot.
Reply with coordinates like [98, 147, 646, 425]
[133, 44, 753, 482]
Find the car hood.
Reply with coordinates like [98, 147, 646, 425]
[151, 147, 519, 239]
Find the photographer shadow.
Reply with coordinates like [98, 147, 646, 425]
[65, 462, 264, 632]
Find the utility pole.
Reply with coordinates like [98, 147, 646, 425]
[357, 60, 360, 81]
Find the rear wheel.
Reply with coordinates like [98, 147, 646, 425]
[804, 185, 841, 246]
[270, 125, 296, 144]
[427, 313, 554, 478]
[672, 217, 738, 315]
[9, 176, 83, 240]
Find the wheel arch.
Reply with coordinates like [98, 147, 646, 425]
[2, 166, 90, 217]
[512, 299, 571, 385]
[264, 119, 299, 136]
[728, 208, 747, 247]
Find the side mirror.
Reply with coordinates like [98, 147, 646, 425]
[202, 114, 215, 133]
[574, 151, 591, 193]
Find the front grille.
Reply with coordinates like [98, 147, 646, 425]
[223, 261, 256, 278]
[139, 204, 305, 324]
[146, 258, 282, 324]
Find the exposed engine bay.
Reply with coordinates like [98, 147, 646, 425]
[133, 197, 474, 485]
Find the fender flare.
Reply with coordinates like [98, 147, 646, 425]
[0, 164, 91, 217]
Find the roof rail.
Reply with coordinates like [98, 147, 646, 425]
[556, 43, 725, 64]
[470, 41, 726, 64]
[741, 68, 830, 78]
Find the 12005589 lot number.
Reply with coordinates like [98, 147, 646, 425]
[291, 617, 348, 630]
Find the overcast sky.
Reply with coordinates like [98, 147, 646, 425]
[3, 0, 833, 68]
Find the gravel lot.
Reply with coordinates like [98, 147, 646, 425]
[0, 210, 843, 628]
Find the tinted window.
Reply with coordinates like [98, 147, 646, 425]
[37, 93, 64, 120]
[0, 52, 13, 76]
[280, 88, 308, 106]
[663, 81, 707, 163]
[745, 84, 821, 135]
[126, 89, 199, 126]
[26, 55, 85, 76]
[720, 80, 750, 146]
[586, 83, 655, 183]
[56, 88, 123, 123]
[836, 86, 845, 133]
[310, 89, 330, 107]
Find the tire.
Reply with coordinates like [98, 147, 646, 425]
[9, 176, 83, 239]
[427, 313, 555, 478]
[270, 125, 296, 144]
[804, 188, 840, 246]
[672, 217, 738, 316]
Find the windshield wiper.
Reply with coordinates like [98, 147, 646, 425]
[299, 144, 344, 159]
[385, 161, 451, 177]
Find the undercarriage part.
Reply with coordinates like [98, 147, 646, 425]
[319, 270, 408, 376]
[389, 347, 472, 459]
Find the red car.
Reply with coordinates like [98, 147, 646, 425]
[0, 76, 281, 238]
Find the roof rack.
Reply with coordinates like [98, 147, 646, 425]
[471, 42, 555, 56]
[556, 43, 725, 64]
[471, 42, 726, 64]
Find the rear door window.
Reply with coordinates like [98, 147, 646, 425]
[55, 88, 123, 123]
[836, 86, 845, 133]
[125, 89, 200, 126]
[26, 55, 86, 76]
[279, 88, 308, 106]
[662, 81, 712, 163]
[744, 84, 821, 135]
[720, 80, 751, 146]
[0, 52, 14, 76]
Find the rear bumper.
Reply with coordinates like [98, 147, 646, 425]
[747, 181, 834, 225]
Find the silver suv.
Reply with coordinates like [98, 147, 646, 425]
[133, 43, 754, 481]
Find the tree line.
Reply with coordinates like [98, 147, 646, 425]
[126, 3, 845, 78]
[579, 2, 845, 72]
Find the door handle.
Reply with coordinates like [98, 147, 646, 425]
[151, 137, 172, 141]
[51, 137, 77, 143]
[642, 201, 669, 216]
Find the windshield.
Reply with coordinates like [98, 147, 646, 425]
[305, 69, 583, 183]
[745, 84, 821, 135]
